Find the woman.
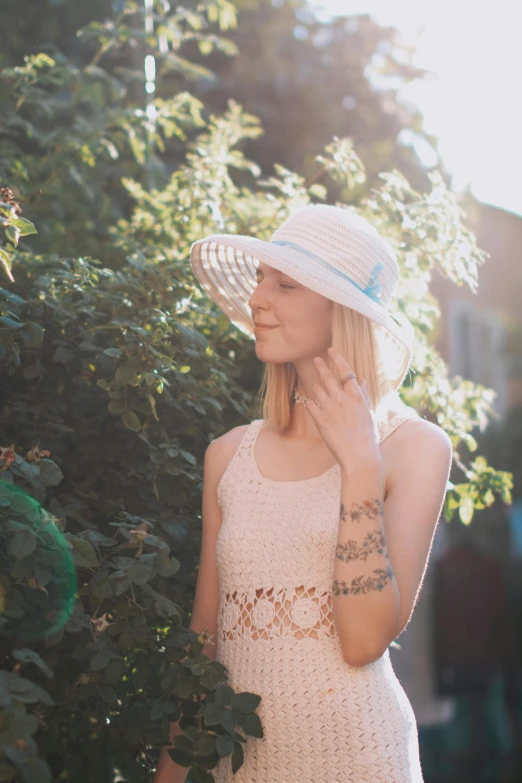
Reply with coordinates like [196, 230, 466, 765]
[154, 204, 453, 782]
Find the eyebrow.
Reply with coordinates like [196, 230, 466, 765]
[255, 266, 283, 277]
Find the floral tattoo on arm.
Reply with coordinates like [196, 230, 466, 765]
[333, 566, 394, 595]
[335, 529, 386, 562]
[339, 497, 384, 523]
[334, 496, 394, 596]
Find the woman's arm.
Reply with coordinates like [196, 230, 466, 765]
[153, 426, 249, 781]
[332, 420, 453, 667]
[153, 715, 190, 783]
[153, 436, 225, 782]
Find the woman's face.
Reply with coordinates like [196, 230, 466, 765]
[248, 261, 333, 363]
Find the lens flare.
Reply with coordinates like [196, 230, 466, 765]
[0, 478, 77, 642]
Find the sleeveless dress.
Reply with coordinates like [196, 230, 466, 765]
[213, 411, 424, 782]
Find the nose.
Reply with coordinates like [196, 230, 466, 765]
[248, 278, 271, 315]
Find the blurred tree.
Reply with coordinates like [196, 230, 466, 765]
[0, 0, 110, 65]
[163, 0, 443, 201]
[1, 0, 447, 209]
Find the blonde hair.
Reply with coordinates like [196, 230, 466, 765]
[254, 302, 410, 435]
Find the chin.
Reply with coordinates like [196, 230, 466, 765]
[255, 346, 292, 364]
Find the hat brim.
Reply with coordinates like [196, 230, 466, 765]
[190, 233, 414, 390]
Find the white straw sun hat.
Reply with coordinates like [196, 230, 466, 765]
[190, 203, 415, 391]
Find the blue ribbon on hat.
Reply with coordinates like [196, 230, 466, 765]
[270, 240, 384, 304]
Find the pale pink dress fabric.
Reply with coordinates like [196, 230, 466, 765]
[212, 412, 424, 782]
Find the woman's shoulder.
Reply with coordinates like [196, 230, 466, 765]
[206, 420, 259, 484]
[378, 400, 449, 451]
[376, 391, 426, 445]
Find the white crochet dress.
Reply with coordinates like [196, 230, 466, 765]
[213, 413, 424, 783]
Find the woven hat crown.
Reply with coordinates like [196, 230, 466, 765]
[189, 201, 414, 390]
[270, 205, 399, 307]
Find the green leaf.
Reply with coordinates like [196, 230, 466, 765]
[171, 676, 194, 700]
[459, 495, 474, 525]
[190, 768, 216, 782]
[52, 345, 75, 363]
[12, 648, 54, 678]
[174, 734, 196, 753]
[153, 551, 180, 577]
[215, 685, 234, 707]
[235, 710, 263, 738]
[168, 748, 195, 768]
[0, 248, 14, 282]
[122, 409, 141, 431]
[8, 711, 39, 736]
[70, 538, 99, 569]
[198, 39, 214, 56]
[126, 562, 153, 585]
[0, 670, 54, 706]
[90, 651, 110, 671]
[0, 315, 23, 330]
[194, 734, 215, 757]
[215, 735, 234, 757]
[219, 4, 237, 30]
[22, 364, 41, 380]
[152, 592, 180, 618]
[18, 322, 44, 348]
[17, 756, 52, 783]
[105, 661, 124, 684]
[217, 313, 230, 332]
[115, 365, 140, 385]
[12, 217, 37, 237]
[0, 286, 25, 307]
[8, 530, 36, 560]
[484, 489, 495, 505]
[38, 459, 64, 488]
[203, 702, 224, 726]
[232, 692, 261, 713]
[5, 226, 20, 247]
[108, 399, 127, 414]
[220, 707, 235, 735]
[9, 493, 37, 513]
[180, 449, 196, 465]
[231, 741, 245, 774]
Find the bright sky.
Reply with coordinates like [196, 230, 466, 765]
[307, 1, 522, 217]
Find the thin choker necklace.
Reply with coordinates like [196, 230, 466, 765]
[294, 388, 308, 404]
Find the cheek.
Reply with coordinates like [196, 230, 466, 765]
[284, 296, 332, 343]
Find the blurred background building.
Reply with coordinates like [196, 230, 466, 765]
[390, 199, 522, 781]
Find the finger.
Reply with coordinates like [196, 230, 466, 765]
[363, 380, 373, 408]
[313, 382, 330, 407]
[327, 346, 353, 375]
[313, 356, 343, 399]
[327, 347, 362, 398]
[304, 396, 324, 420]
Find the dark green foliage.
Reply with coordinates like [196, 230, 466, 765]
[0, 4, 266, 781]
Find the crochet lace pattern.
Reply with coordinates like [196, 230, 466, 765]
[213, 410, 424, 782]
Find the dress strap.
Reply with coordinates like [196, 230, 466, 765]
[216, 419, 263, 509]
[378, 409, 421, 445]
[239, 418, 264, 460]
